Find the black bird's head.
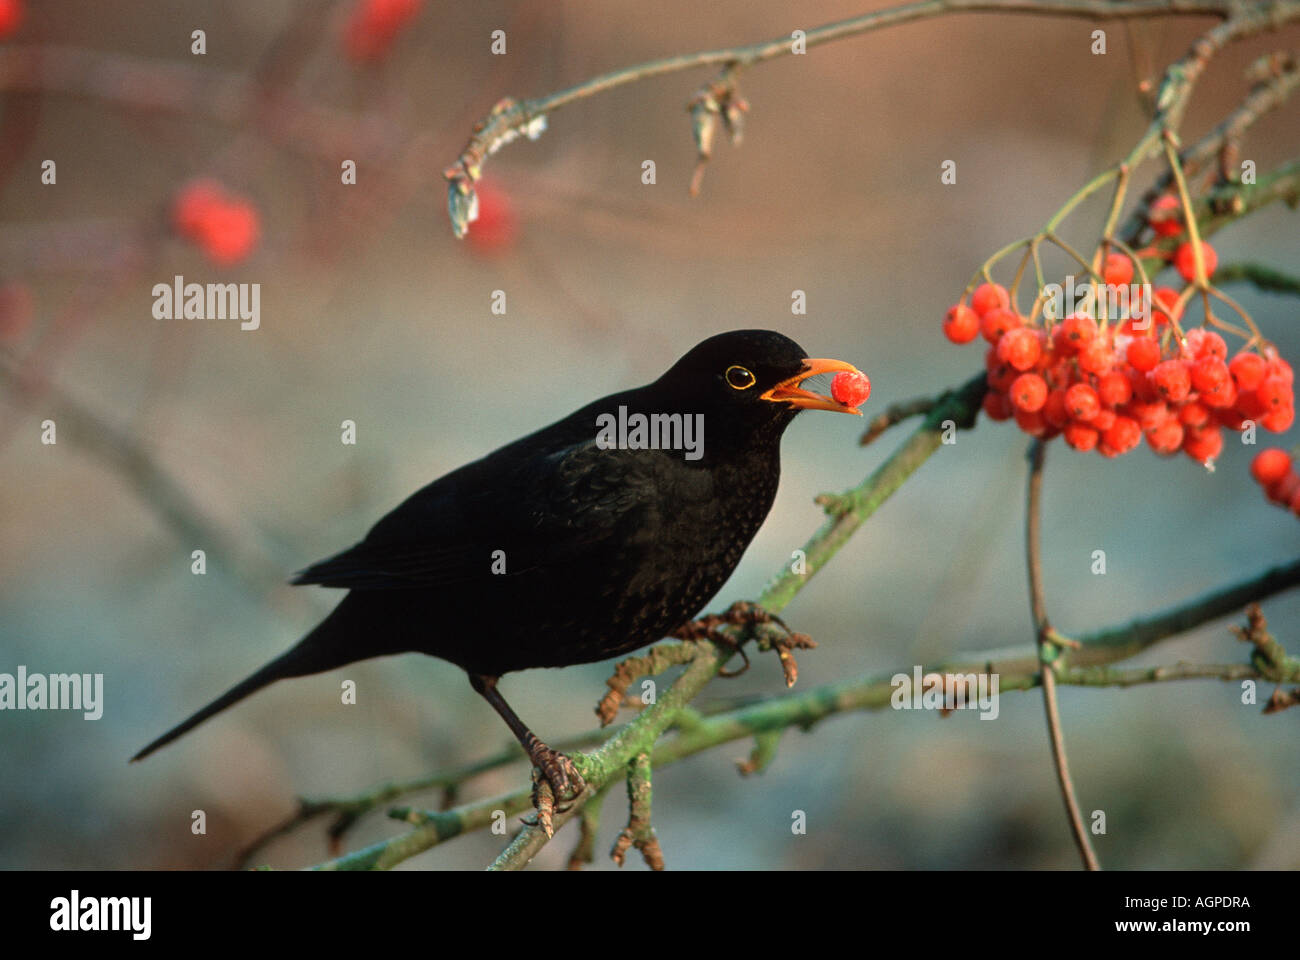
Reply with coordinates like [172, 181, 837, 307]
[650, 330, 864, 451]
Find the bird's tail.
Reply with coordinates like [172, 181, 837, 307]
[130, 603, 360, 762]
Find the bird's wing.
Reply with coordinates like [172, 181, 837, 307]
[290, 437, 658, 591]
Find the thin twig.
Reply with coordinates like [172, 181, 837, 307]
[1025, 439, 1100, 871]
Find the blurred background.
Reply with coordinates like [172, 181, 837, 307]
[1, 0, 1298, 870]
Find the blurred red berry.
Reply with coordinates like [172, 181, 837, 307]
[0, 281, 33, 344]
[1257, 376, 1293, 410]
[971, 283, 1010, 317]
[1054, 315, 1097, 354]
[1077, 339, 1114, 376]
[1251, 448, 1293, 486]
[943, 304, 980, 344]
[996, 326, 1040, 371]
[1174, 241, 1217, 282]
[979, 307, 1019, 344]
[1102, 253, 1133, 287]
[1178, 401, 1210, 427]
[172, 179, 260, 265]
[1010, 373, 1048, 413]
[1267, 471, 1300, 506]
[1126, 337, 1161, 373]
[1150, 359, 1191, 403]
[1090, 408, 1117, 432]
[1146, 418, 1184, 455]
[1186, 328, 1227, 359]
[1103, 415, 1142, 454]
[1148, 195, 1183, 237]
[1189, 355, 1229, 394]
[344, 0, 423, 62]
[1064, 421, 1099, 452]
[1229, 352, 1267, 391]
[1097, 371, 1132, 407]
[982, 390, 1013, 421]
[0, 0, 22, 39]
[1065, 383, 1100, 421]
[1261, 405, 1295, 433]
[1182, 425, 1222, 465]
[464, 181, 518, 257]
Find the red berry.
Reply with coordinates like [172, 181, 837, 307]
[1267, 471, 1300, 506]
[1064, 422, 1099, 452]
[971, 283, 1010, 317]
[1178, 401, 1210, 427]
[1129, 400, 1169, 431]
[171, 180, 260, 265]
[1266, 352, 1294, 385]
[344, 0, 423, 62]
[1261, 405, 1295, 433]
[1257, 376, 1293, 410]
[1189, 355, 1230, 393]
[1054, 315, 1097, 354]
[1126, 337, 1161, 373]
[1077, 339, 1114, 375]
[1150, 360, 1191, 403]
[465, 181, 518, 256]
[979, 307, 1020, 344]
[996, 327, 1041, 371]
[1251, 448, 1293, 485]
[1097, 370, 1132, 407]
[1148, 195, 1183, 237]
[1043, 389, 1070, 429]
[1200, 377, 1237, 410]
[1065, 383, 1100, 421]
[1102, 253, 1134, 287]
[830, 370, 872, 407]
[1014, 406, 1047, 437]
[1103, 415, 1142, 454]
[1009, 373, 1048, 413]
[1183, 425, 1223, 465]
[0, 0, 23, 39]
[1229, 352, 1267, 391]
[944, 304, 980, 344]
[1174, 241, 1217, 282]
[1146, 418, 1185, 455]
[982, 390, 1013, 421]
[1090, 408, 1117, 432]
[1186, 328, 1227, 359]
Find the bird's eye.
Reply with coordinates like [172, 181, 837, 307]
[725, 365, 756, 390]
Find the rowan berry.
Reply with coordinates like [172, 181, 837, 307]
[1251, 448, 1293, 486]
[944, 304, 980, 344]
[971, 283, 1010, 317]
[996, 326, 1041, 371]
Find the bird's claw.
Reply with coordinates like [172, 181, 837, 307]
[523, 747, 585, 837]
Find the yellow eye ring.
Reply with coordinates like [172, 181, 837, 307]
[725, 365, 756, 390]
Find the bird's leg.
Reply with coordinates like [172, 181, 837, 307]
[468, 674, 585, 833]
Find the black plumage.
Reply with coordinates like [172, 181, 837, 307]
[132, 330, 864, 798]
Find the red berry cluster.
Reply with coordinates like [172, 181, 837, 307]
[171, 180, 261, 266]
[945, 278, 1295, 464]
[343, 0, 423, 63]
[1250, 448, 1300, 516]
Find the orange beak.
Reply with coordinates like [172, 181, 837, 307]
[760, 358, 865, 415]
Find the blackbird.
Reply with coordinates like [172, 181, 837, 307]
[132, 330, 864, 802]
